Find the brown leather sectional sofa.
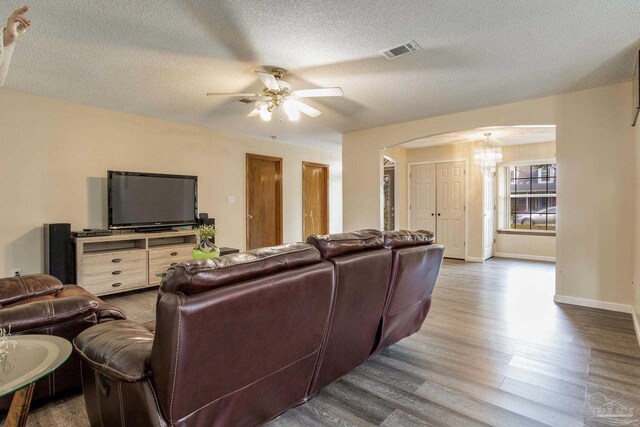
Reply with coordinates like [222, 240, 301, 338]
[0, 274, 126, 410]
[73, 230, 444, 427]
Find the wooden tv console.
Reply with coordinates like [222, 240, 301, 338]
[73, 230, 197, 296]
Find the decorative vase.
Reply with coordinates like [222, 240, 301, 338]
[192, 237, 220, 260]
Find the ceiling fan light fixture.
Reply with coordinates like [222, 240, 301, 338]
[283, 99, 300, 121]
[259, 109, 272, 122]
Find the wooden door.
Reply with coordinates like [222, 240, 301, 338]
[246, 154, 283, 250]
[483, 171, 496, 260]
[302, 162, 329, 239]
[436, 161, 465, 259]
[409, 163, 436, 234]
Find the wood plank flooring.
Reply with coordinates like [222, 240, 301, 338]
[21, 258, 640, 426]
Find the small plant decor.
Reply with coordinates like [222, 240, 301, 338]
[0, 328, 17, 372]
[194, 224, 219, 241]
[192, 225, 220, 260]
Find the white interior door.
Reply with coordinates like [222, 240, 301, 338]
[436, 161, 465, 259]
[409, 163, 436, 233]
[483, 172, 496, 260]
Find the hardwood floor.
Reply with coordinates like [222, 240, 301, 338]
[23, 258, 640, 426]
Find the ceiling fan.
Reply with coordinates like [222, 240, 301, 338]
[206, 67, 343, 122]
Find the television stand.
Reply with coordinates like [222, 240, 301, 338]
[73, 230, 197, 296]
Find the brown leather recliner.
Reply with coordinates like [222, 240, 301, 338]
[305, 229, 392, 396]
[371, 230, 444, 354]
[74, 231, 444, 427]
[0, 274, 125, 410]
[74, 243, 335, 427]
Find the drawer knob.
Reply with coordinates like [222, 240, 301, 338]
[112, 271, 122, 275]
[111, 258, 122, 263]
[170, 262, 178, 267]
[112, 282, 122, 288]
[170, 252, 178, 256]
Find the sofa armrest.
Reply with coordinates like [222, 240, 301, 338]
[0, 274, 63, 306]
[73, 320, 154, 382]
[94, 301, 127, 322]
[54, 285, 126, 322]
[0, 295, 99, 333]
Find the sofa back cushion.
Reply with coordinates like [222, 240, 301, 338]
[306, 229, 383, 259]
[151, 260, 334, 425]
[383, 230, 435, 249]
[0, 274, 63, 306]
[307, 238, 392, 395]
[161, 243, 321, 295]
[373, 243, 445, 354]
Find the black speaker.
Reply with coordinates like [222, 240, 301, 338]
[44, 223, 75, 284]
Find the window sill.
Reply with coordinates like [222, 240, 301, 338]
[497, 229, 556, 237]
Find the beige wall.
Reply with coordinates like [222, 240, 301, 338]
[0, 90, 342, 276]
[635, 117, 640, 323]
[344, 82, 635, 308]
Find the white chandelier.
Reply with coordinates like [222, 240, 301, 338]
[473, 132, 503, 175]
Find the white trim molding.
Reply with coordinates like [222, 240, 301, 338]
[495, 253, 556, 262]
[553, 294, 632, 314]
[465, 257, 484, 263]
[633, 308, 640, 348]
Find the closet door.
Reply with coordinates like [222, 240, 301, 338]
[409, 163, 436, 234]
[436, 161, 465, 259]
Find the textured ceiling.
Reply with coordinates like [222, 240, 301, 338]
[2, 0, 639, 149]
[401, 126, 556, 149]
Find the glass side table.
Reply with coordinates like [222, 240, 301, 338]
[0, 335, 72, 427]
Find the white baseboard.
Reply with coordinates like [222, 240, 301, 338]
[495, 252, 556, 262]
[465, 257, 484, 263]
[633, 308, 640, 348]
[553, 294, 632, 314]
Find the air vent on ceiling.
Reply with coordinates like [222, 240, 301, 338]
[237, 98, 254, 104]
[381, 40, 421, 60]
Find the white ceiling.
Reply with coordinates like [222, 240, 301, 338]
[3, 1, 639, 149]
[400, 126, 556, 149]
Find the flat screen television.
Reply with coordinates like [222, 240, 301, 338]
[108, 171, 198, 231]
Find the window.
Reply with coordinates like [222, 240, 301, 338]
[508, 164, 556, 231]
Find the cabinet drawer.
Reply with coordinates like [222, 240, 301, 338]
[148, 245, 194, 284]
[82, 250, 148, 294]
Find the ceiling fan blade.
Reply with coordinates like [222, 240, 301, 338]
[206, 93, 259, 97]
[292, 87, 343, 98]
[255, 71, 280, 91]
[247, 109, 260, 118]
[291, 100, 322, 117]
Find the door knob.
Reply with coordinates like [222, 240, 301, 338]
[431, 213, 434, 216]
[437, 213, 441, 216]
[248, 214, 253, 219]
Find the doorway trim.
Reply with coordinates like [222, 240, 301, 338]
[246, 153, 283, 250]
[302, 161, 330, 238]
[407, 159, 469, 260]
